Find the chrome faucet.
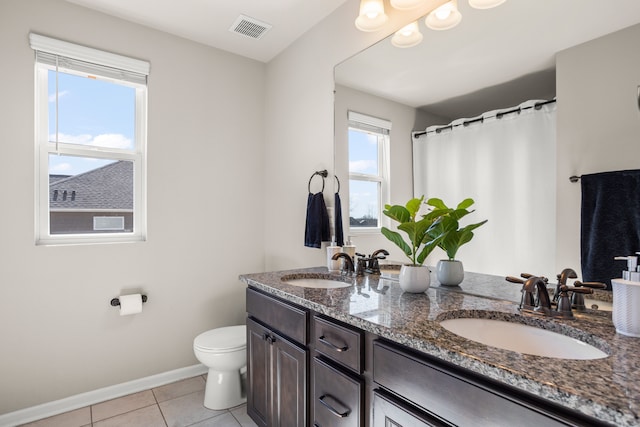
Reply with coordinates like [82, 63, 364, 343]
[331, 252, 354, 276]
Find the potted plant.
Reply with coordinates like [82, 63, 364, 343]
[425, 198, 488, 286]
[381, 196, 444, 293]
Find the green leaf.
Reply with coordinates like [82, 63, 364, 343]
[426, 197, 447, 210]
[405, 196, 424, 219]
[383, 205, 410, 224]
[416, 234, 443, 265]
[456, 198, 474, 210]
[381, 227, 412, 259]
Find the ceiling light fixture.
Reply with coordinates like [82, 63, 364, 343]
[355, 0, 389, 32]
[391, 21, 423, 48]
[425, 0, 462, 30]
[390, 0, 426, 10]
[468, 0, 507, 9]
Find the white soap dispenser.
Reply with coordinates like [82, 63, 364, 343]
[614, 255, 640, 281]
[327, 236, 341, 272]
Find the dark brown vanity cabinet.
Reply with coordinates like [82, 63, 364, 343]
[312, 315, 365, 427]
[372, 340, 612, 427]
[246, 289, 308, 427]
[313, 357, 364, 427]
[373, 391, 449, 427]
[245, 287, 612, 427]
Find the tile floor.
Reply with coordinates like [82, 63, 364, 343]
[18, 375, 258, 427]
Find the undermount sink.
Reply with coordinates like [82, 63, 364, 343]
[282, 275, 352, 289]
[440, 318, 608, 360]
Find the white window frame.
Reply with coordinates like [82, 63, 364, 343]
[31, 34, 149, 245]
[347, 111, 391, 234]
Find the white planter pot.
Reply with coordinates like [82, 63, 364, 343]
[399, 265, 430, 293]
[437, 260, 464, 286]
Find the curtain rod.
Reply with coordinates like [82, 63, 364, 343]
[413, 99, 557, 138]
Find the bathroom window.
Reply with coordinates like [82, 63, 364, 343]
[347, 111, 390, 231]
[30, 34, 149, 245]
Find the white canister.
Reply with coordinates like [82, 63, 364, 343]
[611, 279, 640, 337]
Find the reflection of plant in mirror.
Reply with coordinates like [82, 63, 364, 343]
[425, 198, 488, 261]
[381, 196, 444, 266]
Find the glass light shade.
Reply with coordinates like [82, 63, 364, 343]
[468, 0, 507, 9]
[391, 21, 423, 48]
[355, 0, 388, 32]
[425, 0, 462, 30]
[390, 0, 425, 10]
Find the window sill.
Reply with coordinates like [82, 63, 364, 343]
[36, 234, 146, 246]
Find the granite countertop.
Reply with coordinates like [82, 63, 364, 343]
[239, 266, 640, 426]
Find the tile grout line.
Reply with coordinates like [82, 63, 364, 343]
[150, 387, 169, 427]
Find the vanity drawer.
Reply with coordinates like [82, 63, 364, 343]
[313, 357, 363, 427]
[313, 315, 363, 373]
[246, 288, 308, 345]
[373, 340, 571, 427]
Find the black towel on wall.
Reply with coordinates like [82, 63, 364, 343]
[334, 192, 344, 247]
[581, 169, 640, 289]
[304, 192, 330, 248]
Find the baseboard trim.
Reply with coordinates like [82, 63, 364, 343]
[0, 364, 208, 427]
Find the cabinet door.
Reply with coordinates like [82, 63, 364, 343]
[373, 391, 450, 427]
[247, 318, 271, 427]
[313, 357, 363, 427]
[272, 331, 308, 427]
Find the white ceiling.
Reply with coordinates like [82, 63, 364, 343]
[335, 0, 640, 119]
[64, 0, 349, 63]
[65, 0, 640, 119]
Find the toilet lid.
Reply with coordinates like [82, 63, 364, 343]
[194, 325, 246, 352]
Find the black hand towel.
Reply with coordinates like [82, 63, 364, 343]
[581, 169, 640, 289]
[334, 192, 344, 247]
[304, 192, 330, 248]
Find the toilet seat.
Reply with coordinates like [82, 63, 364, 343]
[194, 325, 246, 353]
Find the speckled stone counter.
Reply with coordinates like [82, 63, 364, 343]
[239, 267, 640, 426]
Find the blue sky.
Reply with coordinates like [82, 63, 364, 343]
[48, 70, 135, 176]
[348, 128, 379, 220]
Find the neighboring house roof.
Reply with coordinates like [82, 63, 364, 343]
[49, 161, 133, 210]
[49, 174, 71, 183]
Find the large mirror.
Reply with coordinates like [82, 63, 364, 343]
[334, 0, 640, 280]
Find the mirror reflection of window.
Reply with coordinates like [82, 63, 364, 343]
[347, 111, 390, 230]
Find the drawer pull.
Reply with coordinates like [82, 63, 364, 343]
[318, 394, 350, 418]
[319, 335, 349, 352]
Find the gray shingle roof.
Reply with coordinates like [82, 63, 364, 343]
[49, 161, 133, 210]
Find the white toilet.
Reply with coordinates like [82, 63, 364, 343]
[193, 325, 247, 410]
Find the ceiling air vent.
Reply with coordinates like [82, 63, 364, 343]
[229, 15, 272, 40]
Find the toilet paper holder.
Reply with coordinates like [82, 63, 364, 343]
[110, 295, 148, 307]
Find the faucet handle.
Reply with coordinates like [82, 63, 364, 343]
[574, 281, 606, 289]
[567, 286, 594, 294]
[505, 276, 525, 284]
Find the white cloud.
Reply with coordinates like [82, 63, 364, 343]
[48, 133, 133, 150]
[50, 133, 93, 145]
[48, 90, 69, 103]
[349, 160, 376, 173]
[50, 162, 72, 172]
[90, 133, 133, 149]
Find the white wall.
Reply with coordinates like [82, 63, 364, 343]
[263, 0, 448, 271]
[556, 23, 640, 275]
[334, 84, 448, 260]
[0, 0, 265, 414]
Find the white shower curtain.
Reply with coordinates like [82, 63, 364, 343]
[413, 100, 556, 278]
